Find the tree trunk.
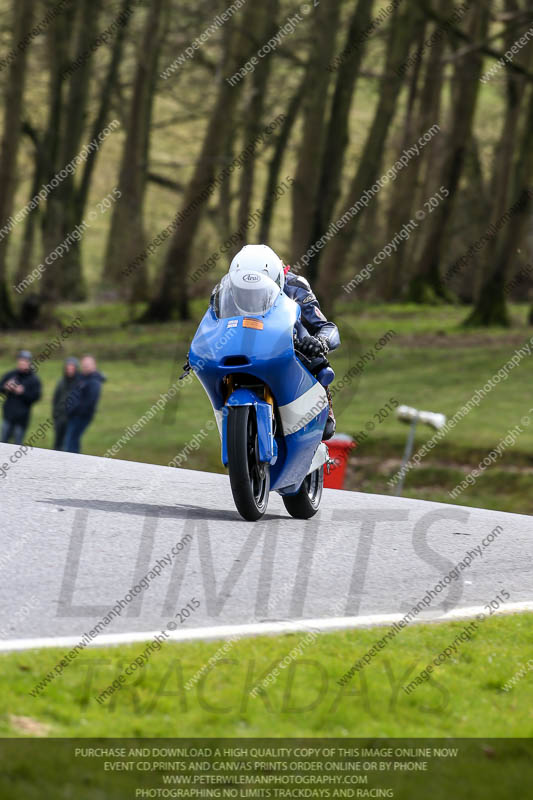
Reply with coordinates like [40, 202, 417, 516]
[290, 0, 343, 265]
[415, 0, 451, 215]
[317, 3, 417, 309]
[259, 78, 304, 243]
[451, 137, 490, 303]
[77, 0, 134, 218]
[103, 0, 167, 300]
[467, 84, 533, 326]
[41, 0, 102, 304]
[143, 4, 262, 322]
[307, 0, 374, 283]
[463, 2, 526, 319]
[382, 4, 441, 300]
[0, 0, 36, 328]
[217, 126, 235, 244]
[237, 0, 279, 243]
[39, 3, 71, 309]
[407, 1, 490, 303]
[15, 122, 45, 288]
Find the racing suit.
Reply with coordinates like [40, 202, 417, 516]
[283, 271, 340, 440]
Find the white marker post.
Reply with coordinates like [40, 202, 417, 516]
[394, 405, 446, 496]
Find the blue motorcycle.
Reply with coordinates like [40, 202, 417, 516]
[189, 270, 335, 521]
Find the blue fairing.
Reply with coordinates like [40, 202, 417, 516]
[222, 388, 277, 466]
[189, 291, 329, 492]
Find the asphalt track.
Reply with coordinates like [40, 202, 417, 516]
[0, 444, 531, 651]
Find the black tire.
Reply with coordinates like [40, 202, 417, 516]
[227, 405, 270, 521]
[282, 465, 324, 519]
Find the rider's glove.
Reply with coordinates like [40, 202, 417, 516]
[300, 335, 329, 358]
[317, 335, 330, 355]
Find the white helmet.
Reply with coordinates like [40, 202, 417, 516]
[229, 244, 285, 292]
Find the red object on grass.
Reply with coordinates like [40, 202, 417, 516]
[324, 434, 356, 490]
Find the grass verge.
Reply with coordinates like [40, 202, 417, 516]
[2, 612, 532, 738]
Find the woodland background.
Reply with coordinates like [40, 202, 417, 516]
[0, 0, 532, 513]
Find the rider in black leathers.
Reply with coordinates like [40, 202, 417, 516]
[283, 268, 340, 439]
[196, 246, 341, 440]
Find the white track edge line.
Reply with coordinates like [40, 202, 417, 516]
[2, 600, 533, 653]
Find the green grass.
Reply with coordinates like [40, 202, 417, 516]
[1, 301, 531, 512]
[2, 612, 533, 738]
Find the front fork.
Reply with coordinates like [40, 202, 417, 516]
[221, 386, 278, 468]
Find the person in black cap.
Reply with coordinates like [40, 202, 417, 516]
[52, 357, 80, 451]
[0, 350, 42, 445]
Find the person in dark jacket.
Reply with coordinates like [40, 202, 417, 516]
[52, 357, 80, 451]
[63, 355, 106, 454]
[0, 350, 42, 445]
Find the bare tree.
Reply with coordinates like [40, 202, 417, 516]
[465, 0, 532, 325]
[16, 0, 134, 306]
[407, 1, 491, 303]
[237, 0, 279, 242]
[41, 0, 103, 303]
[143, 3, 265, 321]
[103, 0, 168, 300]
[290, 0, 343, 264]
[466, 82, 533, 325]
[307, 0, 374, 283]
[259, 77, 305, 243]
[0, 0, 36, 328]
[317, 3, 418, 309]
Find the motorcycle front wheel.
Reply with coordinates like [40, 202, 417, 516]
[227, 405, 270, 521]
[282, 465, 324, 519]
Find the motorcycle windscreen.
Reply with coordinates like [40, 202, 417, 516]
[214, 272, 280, 318]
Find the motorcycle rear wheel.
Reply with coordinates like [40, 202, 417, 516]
[227, 405, 270, 521]
[282, 465, 324, 519]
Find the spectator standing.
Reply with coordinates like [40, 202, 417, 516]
[52, 357, 80, 451]
[63, 356, 106, 454]
[0, 350, 42, 445]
